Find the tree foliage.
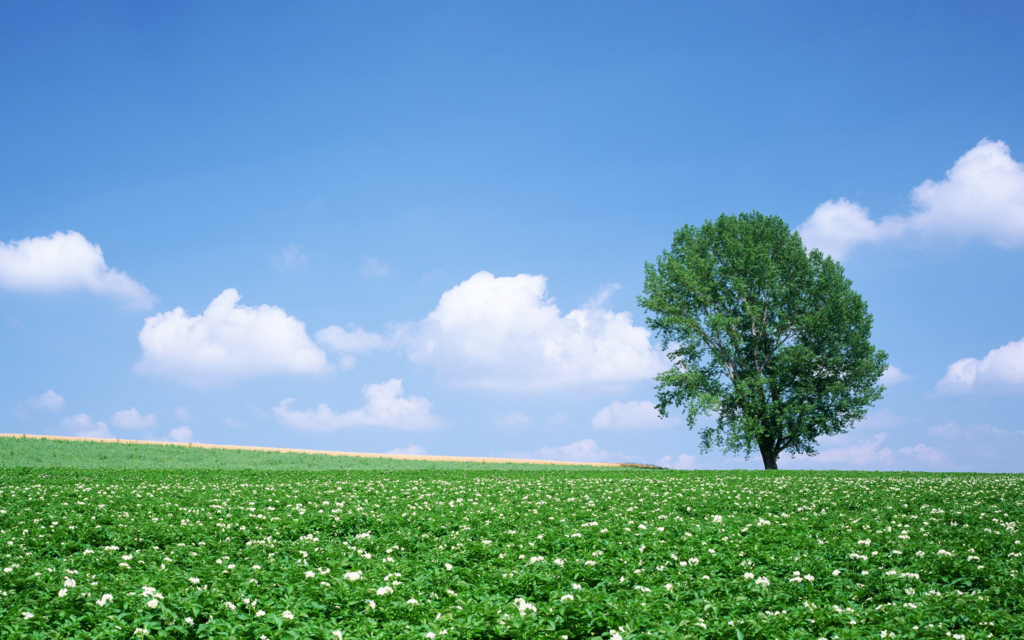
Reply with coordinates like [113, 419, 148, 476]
[639, 212, 888, 469]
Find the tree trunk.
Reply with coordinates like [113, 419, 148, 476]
[758, 439, 779, 470]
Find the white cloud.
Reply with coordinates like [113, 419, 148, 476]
[880, 365, 911, 385]
[908, 139, 1024, 246]
[658, 453, 697, 469]
[29, 390, 64, 411]
[387, 443, 427, 455]
[935, 335, 1024, 394]
[111, 407, 157, 429]
[592, 400, 678, 430]
[61, 413, 113, 439]
[272, 379, 442, 432]
[493, 412, 533, 428]
[784, 432, 947, 470]
[533, 439, 617, 463]
[397, 272, 665, 391]
[174, 407, 191, 421]
[895, 443, 947, 465]
[168, 426, 193, 443]
[316, 324, 387, 369]
[799, 139, 1024, 258]
[360, 256, 390, 277]
[799, 198, 903, 259]
[136, 288, 329, 386]
[317, 325, 386, 353]
[0, 231, 155, 308]
[805, 433, 894, 467]
[272, 244, 307, 270]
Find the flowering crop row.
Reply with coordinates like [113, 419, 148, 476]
[0, 469, 1021, 639]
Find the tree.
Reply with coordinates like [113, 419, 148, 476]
[638, 211, 888, 470]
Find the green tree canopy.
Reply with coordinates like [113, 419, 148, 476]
[639, 211, 888, 469]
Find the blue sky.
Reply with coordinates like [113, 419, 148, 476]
[2, 2, 1023, 471]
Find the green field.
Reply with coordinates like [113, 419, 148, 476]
[0, 437, 603, 472]
[0, 440, 1021, 639]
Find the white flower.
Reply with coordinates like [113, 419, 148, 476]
[664, 583, 673, 591]
[426, 634, 436, 639]
[58, 588, 68, 597]
[561, 594, 574, 601]
[832, 569, 841, 576]
[224, 601, 237, 611]
[377, 586, 394, 596]
[407, 598, 419, 605]
[189, 577, 201, 584]
[755, 576, 770, 587]
[305, 571, 315, 578]
[445, 563, 453, 571]
[97, 594, 113, 606]
[282, 610, 295, 620]
[63, 577, 76, 588]
[365, 599, 376, 609]
[743, 572, 755, 579]
[256, 610, 266, 617]
[184, 617, 194, 626]
[712, 515, 723, 523]
[22, 612, 33, 619]
[344, 571, 363, 581]
[514, 597, 537, 615]
[571, 583, 582, 590]
[147, 599, 160, 609]
[133, 629, 148, 636]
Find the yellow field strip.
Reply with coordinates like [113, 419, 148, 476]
[0, 433, 660, 468]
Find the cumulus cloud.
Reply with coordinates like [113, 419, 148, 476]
[0, 231, 155, 308]
[272, 379, 442, 432]
[168, 426, 193, 442]
[592, 400, 679, 430]
[799, 198, 903, 259]
[360, 256, 390, 277]
[29, 390, 64, 411]
[658, 453, 697, 470]
[61, 413, 113, 439]
[935, 336, 1024, 394]
[533, 439, 618, 463]
[136, 289, 329, 386]
[880, 365, 911, 385]
[387, 443, 427, 455]
[111, 407, 157, 429]
[316, 324, 387, 369]
[397, 272, 664, 391]
[799, 139, 1024, 258]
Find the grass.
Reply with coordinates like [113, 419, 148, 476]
[0, 435, 638, 472]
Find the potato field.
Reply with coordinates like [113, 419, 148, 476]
[0, 468, 1021, 639]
